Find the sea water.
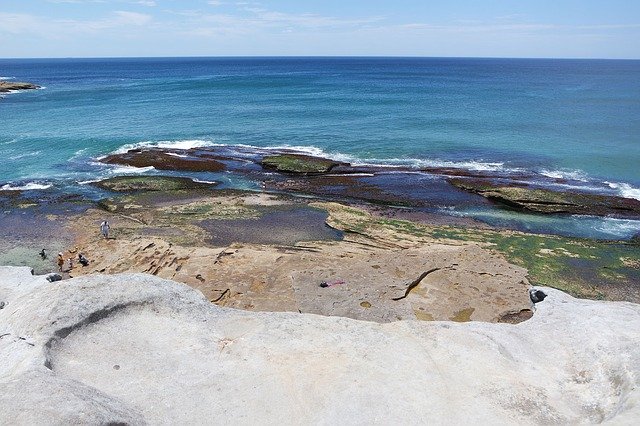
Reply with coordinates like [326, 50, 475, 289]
[1, 57, 639, 238]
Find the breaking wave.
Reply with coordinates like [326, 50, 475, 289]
[1, 182, 52, 191]
[109, 139, 213, 155]
[606, 182, 640, 201]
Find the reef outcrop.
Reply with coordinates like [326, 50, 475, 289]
[449, 178, 640, 217]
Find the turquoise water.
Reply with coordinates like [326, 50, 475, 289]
[1, 57, 639, 238]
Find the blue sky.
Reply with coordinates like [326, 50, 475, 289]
[1, 0, 639, 58]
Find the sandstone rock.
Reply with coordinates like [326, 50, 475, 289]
[1, 266, 639, 424]
[68, 236, 532, 323]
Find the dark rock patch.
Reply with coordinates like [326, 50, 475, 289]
[102, 149, 225, 173]
[261, 154, 346, 174]
[92, 176, 218, 193]
[497, 309, 534, 324]
[0, 81, 41, 93]
[449, 178, 640, 217]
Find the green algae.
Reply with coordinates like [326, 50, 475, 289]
[261, 154, 340, 174]
[93, 176, 217, 193]
[328, 211, 639, 302]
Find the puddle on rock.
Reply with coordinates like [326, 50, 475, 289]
[200, 207, 343, 246]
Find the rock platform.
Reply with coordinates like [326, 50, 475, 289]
[1, 266, 639, 424]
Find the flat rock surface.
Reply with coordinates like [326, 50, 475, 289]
[66, 199, 532, 323]
[1, 267, 639, 424]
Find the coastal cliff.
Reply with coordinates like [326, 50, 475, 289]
[1, 266, 638, 424]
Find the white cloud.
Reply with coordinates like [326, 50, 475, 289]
[113, 11, 153, 25]
[0, 11, 153, 37]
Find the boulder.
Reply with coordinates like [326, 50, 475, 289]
[1, 266, 639, 424]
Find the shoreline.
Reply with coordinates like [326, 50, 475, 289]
[3, 144, 640, 241]
[1, 175, 637, 323]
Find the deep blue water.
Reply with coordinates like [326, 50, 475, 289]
[1, 57, 639, 238]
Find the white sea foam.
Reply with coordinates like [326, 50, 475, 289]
[9, 151, 41, 160]
[108, 141, 514, 173]
[110, 139, 214, 155]
[165, 152, 190, 158]
[78, 179, 102, 185]
[108, 165, 155, 174]
[540, 169, 589, 182]
[606, 182, 640, 201]
[250, 143, 514, 172]
[0, 76, 14, 81]
[192, 178, 218, 185]
[69, 148, 90, 161]
[1, 182, 52, 191]
[579, 216, 640, 238]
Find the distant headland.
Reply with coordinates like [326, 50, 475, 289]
[0, 81, 40, 93]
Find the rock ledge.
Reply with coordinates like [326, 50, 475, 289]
[1, 266, 639, 424]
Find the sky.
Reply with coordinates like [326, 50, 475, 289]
[1, 0, 639, 59]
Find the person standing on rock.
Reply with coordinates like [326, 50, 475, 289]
[100, 220, 110, 239]
[57, 253, 64, 272]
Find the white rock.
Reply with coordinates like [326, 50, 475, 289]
[0, 266, 638, 425]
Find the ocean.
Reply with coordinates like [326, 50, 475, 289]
[1, 57, 639, 239]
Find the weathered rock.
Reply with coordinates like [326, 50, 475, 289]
[93, 175, 217, 193]
[69, 236, 532, 323]
[449, 178, 640, 217]
[0, 82, 40, 93]
[102, 149, 225, 172]
[261, 153, 345, 174]
[1, 266, 639, 424]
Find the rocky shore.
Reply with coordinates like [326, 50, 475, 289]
[100, 147, 640, 220]
[1, 165, 638, 423]
[1, 174, 638, 309]
[1, 266, 639, 424]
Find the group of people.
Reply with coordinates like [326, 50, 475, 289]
[56, 252, 90, 272]
[48, 220, 112, 273]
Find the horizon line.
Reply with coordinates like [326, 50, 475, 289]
[1, 55, 639, 61]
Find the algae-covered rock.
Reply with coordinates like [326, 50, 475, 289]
[97, 198, 119, 212]
[102, 149, 225, 173]
[261, 154, 344, 174]
[93, 176, 217, 193]
[449, 178, 640, 217]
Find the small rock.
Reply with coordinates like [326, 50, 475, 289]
[529, 288, 547, 304]
[46, 273, 63, 282]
